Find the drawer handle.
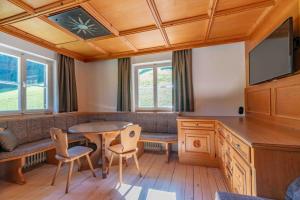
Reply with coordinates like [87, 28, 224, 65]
[193, 140, 201, 148]
[235, 144, 241, 149]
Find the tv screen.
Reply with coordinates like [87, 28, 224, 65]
[249, 18, 294, 85]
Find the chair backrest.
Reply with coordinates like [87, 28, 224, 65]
[120, 124, 141, 153]
[50, 128, 69, 158]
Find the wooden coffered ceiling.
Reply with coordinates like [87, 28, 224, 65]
[0, 0, 277, 62]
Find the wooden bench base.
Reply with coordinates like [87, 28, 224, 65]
[138, 140, 177, 162]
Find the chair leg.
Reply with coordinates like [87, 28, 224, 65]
[66, 161, 74, 194]
[86, 155, 96, 178]
[119, 155, 123, 184]
[108, 153, 114, 174]
[133, 153, 142, 177]
[51, 161, 62, 186]
[166, 143, 171, 163]
[76, 159, 81, 172]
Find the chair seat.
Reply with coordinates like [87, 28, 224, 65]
[140, 132, 177, 142]
[55, 146, 93, 161]
[108, 144, 137, 155]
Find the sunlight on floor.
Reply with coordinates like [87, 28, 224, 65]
[146, 189, 176, 200]
[116, 183, 176, 200]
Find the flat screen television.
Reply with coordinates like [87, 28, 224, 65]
[249, 17, 294, 85]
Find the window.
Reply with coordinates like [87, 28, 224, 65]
[0, 47, 53, 114]
[134, 62, 173, 111]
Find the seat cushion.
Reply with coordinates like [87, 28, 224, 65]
[140, 132, 177, 142]
[0, 133, 85, 161]
[215, 192, 270, 200]
[108, 144, 137, 154]
[0, 128, 18, 151]
[56, 146, 93, 161]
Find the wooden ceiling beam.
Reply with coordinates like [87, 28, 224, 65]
[146, 0, 170, 47]
[84, 35, 246, 62]
[119, 25, 158, 36]
[0, 0, 91, 25]
[162, 14, 209, 28]
[215, 0, 275, 17]
[0, 25, 85, 61]
[205, 0, 219, 40]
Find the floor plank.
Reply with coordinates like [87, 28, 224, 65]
[0, 153, 228, 200]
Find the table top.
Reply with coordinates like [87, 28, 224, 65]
[68, 121, 132, 134]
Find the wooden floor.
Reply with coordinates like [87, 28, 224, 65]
[0, 153, 228, 200]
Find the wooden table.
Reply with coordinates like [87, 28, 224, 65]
[68, 121, 132, 178]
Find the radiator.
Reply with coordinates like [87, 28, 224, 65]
[24, 152, 47, 169]
[144, 142, 164, 152]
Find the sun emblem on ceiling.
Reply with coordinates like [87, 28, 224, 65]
[48, 7, 111, 40]
[68, 17, 97, 36]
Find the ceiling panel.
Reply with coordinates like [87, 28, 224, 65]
[217, 0, 266, 11]
[59, 41, 100, 57]
[210, 8, 266, 39]
[89, 0, 155, 31]
[166, 20, 208, 44]
[126, 30, 165, 49]
[0, 1, 25, 20]
[22, 0, 59, 8]
[93, 37, 133, 53]
[155, 0, 210, 22]
[11, 17, 77, 44]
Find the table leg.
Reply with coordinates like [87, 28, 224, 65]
[81, 133, 101, 170]
[101, 134, 107, 178]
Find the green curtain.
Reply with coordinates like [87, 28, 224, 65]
[172, 49, 194, 112]
[57, 54, 78, 112]
[117, 57, 131, 111]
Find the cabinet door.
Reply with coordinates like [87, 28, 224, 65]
[232, 151, 252, 195]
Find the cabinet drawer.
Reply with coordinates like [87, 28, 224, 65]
[232, 151, 252, 195]
[232, 134, 251, 162]
[218, 125, 232, 142]
[181, 121, 215, 129]
[185, 133, 210, 153]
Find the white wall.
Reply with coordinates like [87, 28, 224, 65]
[75, 42, 246, 116]
[192, 42, 245, 116]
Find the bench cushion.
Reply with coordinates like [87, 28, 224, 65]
[140, 132, 177, 142]
[215, 192, 270, 200]
[0, 134, 84, 161]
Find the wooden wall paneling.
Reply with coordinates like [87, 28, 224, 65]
[0, 0, 25, 20]
[8, 0, 35, 14]
[210, 7, 267, 39]
[165, 20, 208, 44]
[253, 147, 300, 199]
[245, 87, 271, 115]
[154, 0, 210, 22]
[271, 74, 300, 120]
[146, 0, 170, 47]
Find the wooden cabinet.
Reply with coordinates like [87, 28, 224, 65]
[232, 150, 252, 195]
[178, 119, 218, 167]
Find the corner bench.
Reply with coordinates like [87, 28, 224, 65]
[0, 134, 84, 184]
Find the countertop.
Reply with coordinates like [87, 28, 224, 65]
[177, 115, 300, 149]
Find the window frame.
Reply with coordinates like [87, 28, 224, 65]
[134, 61, 173, 112]
[0, 47, 53, 115]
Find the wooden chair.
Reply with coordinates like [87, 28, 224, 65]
[50, 128, 96, 193]
[107, 124, 142, 184]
